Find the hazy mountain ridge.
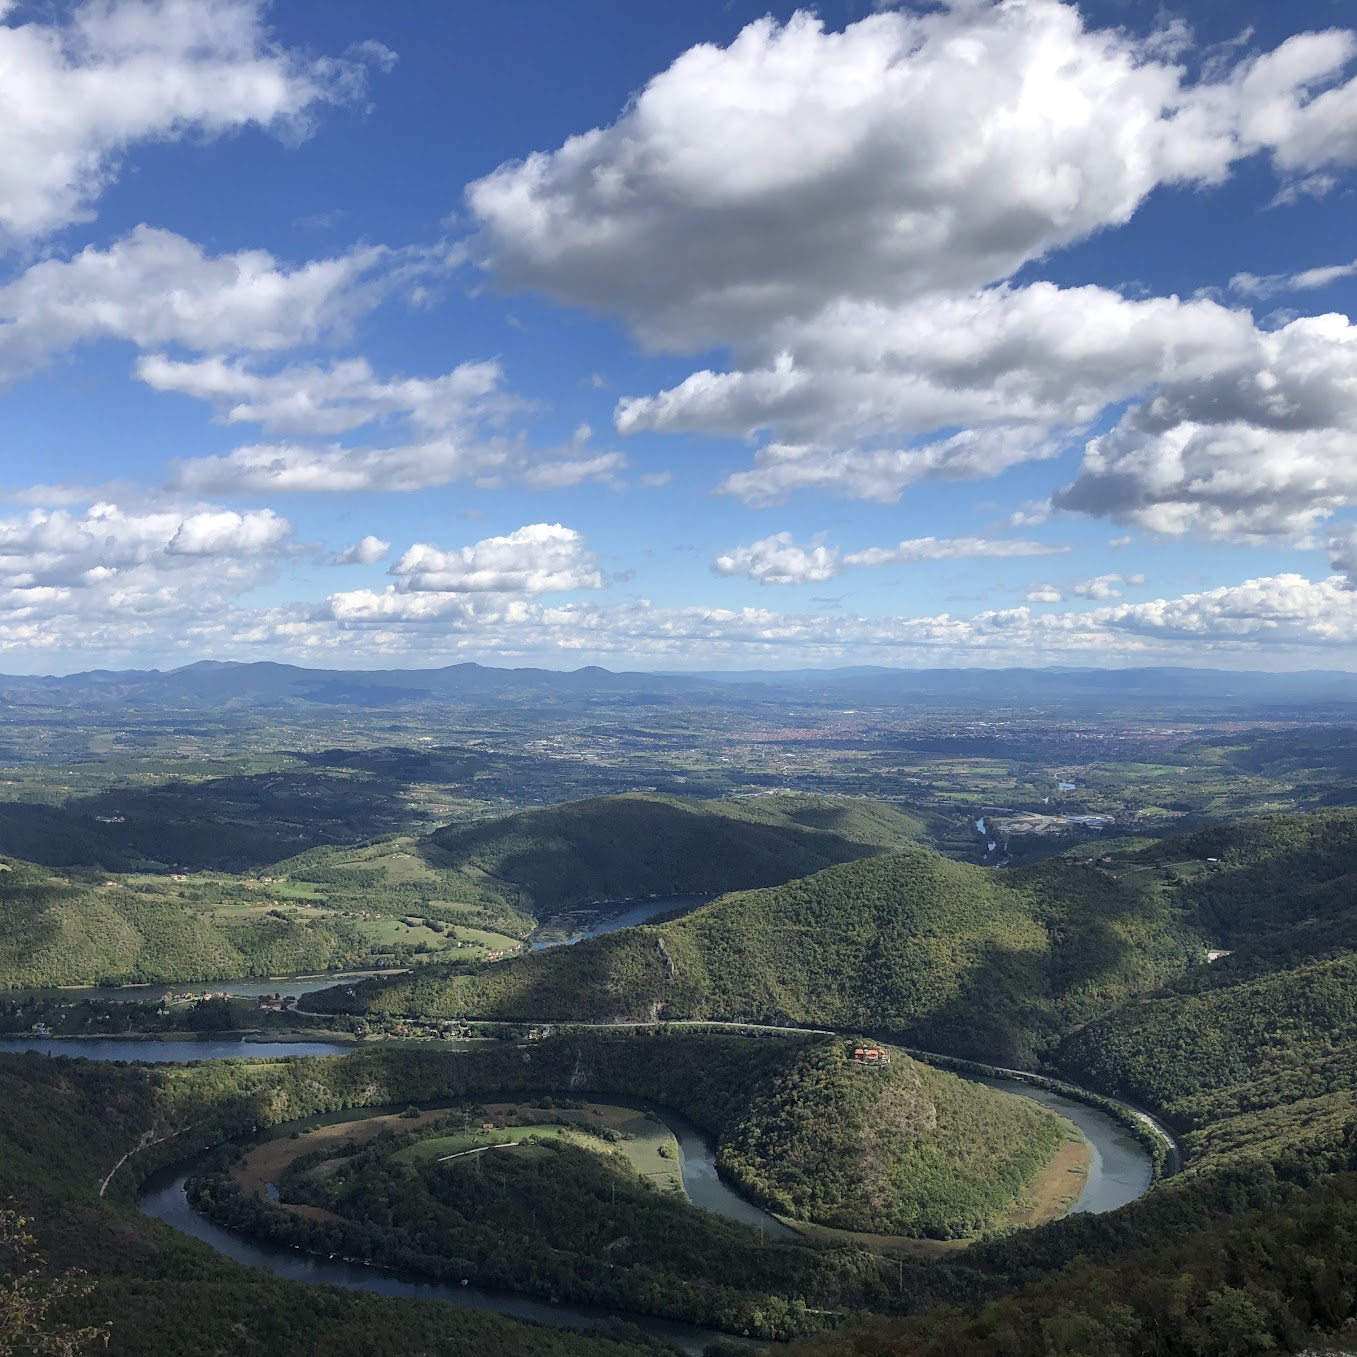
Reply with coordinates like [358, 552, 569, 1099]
[2, 659, 1356, 714]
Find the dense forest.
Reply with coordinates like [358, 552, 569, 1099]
[0, 859, 374, 987]
[312, 843, 1201, 1065]
[785, 1174, 1357, 1357]
[421, 792, 931, 912]
[0, 792, 929, 988]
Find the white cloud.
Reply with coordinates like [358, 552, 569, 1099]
[1070, 573, 1147, 600]
[170, 437, 493, 495]
[1230, 259, 1357, 299]
[517, 452, 627, 491]
[170, 432, 627, 496]
[0, 0, 391, 247]
[392, 525, 601, 595]
[616, 285, 1256, 448]
[468, 4, 1357, 529]
[713, 531, 1066, 585]
[310, 572, 1357, 666]
[1025, 585, 1065, 603]
[156, 360, 628, 497]
[327, 524, 602, 622]
[1093, 574, 1357, 645]
[470, 5, 1357, 352]
[0, 226, 426, 384]
[8, 555, 1357, 668]
[713, 534, 840, 586]
[0, 501, 292, 634]
[716, 427, 1060, 505]
[331, 535, 390, 566]
[136, 354, 511, 437]
[165, 507, 290, 556]
[842, 536, 1068, 568]
[1053, 312, 1357, 539]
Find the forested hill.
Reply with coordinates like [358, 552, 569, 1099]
[1054, 811, 1357, 1145]
[314, 844, 1200, 1064]
[0, 858, 373, 988]
[1112, 808, 1357, 946]
[420, 792, 932, 914]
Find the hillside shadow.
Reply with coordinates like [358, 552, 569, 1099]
[0, 768, 415, 873]
[421, 799, 886, 914]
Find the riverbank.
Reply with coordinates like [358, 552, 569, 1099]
[897, 1046, 1181, 1177]
[0, 1028, 1159, 1350]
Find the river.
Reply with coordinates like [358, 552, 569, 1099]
[973, 1076, 1152, 1214]
[0, 888, 1157, 1352]
[2, 896, 709, 1005]
[0, 1037, 355, 1061]
[0, 1032, 1155, 1351]
[530, 895, 707, 951]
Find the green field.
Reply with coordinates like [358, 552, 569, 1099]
[390, 1101, 683, 1189]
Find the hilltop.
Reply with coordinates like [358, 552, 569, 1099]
[420, 791, 932, 915]
[314, 807, 1357, 1065]
[312, 840, 1200, 1064]
[0, 792, 928, 988]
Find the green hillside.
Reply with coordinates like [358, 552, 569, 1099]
[421, 791, 931, 913]
[1053, 810, 1357, 1133]
[314, 844, 1199, 1064]
[718, 1037, 1067, 1237]
[0, 860, 373, 987]
[0, 793, 929, 988]
[0, 1033, 1079, 1347]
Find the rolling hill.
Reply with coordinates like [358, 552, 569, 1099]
[312, 842, 1201, 1064]
[419, 791, 933, 914]
[0, 792, 929, 988]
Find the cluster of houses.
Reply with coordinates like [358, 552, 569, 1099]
[851, 1045, 891, 1066]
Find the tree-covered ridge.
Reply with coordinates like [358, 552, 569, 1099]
[422, 791, 931, 913]
[1118, 808, 1357, 945]
[785, 1173, 1357, 1357]
[0, 792, 931, 988]
[720, 1038, 1066, 1237]
[315, 845, 1199, 1065]
[139, 1033, 1065, 1241]
[0, 858, 372, 988]
[1056, 954, 1357, 1127]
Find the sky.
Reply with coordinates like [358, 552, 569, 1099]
[3, 0, 1357, 674]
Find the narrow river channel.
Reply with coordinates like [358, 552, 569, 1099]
[0, 1034, 1157, 1352]
[0, 893, 1158, 1353]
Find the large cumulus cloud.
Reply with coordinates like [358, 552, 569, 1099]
[467, 2, 1357, 546]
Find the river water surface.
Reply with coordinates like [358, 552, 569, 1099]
[531, 895, 707, 951]
[0, 1033, 1155, 1350]
[0, 891, 1157, 1351]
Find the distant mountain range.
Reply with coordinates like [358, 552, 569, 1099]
[0, 658, 1354, 713]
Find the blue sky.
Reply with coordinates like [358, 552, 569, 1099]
[3, 0, 1357, 672]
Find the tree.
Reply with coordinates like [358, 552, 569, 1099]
[0, 1210, 108, 1357]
